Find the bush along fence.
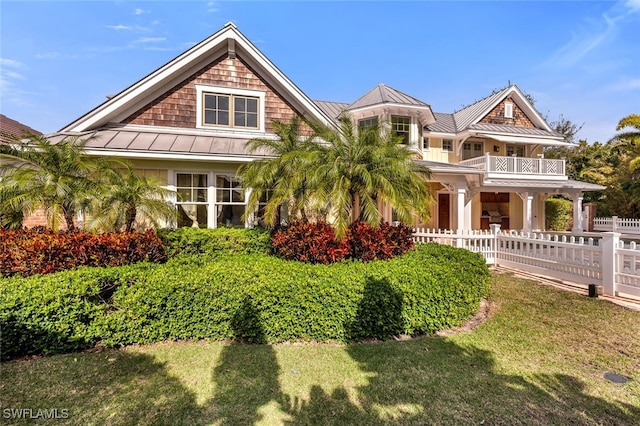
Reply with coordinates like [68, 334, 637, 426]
[412, 226, 640, 300]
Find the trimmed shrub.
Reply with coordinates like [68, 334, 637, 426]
[545, 198, 573, 231]
[271, 221, 351, 264]
[1, 244, 490, 359]
[157, 227, 271, 258]
[0, 228, 166, 277]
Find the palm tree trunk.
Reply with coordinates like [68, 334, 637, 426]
[352, 193, 360, 223]
[64, 211, 76, 231]
[125, 205, 137, 232]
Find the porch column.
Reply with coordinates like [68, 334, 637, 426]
[571, 193, 584, 233]
[522, 192, 533, 232]
[456, 187, 470, 231]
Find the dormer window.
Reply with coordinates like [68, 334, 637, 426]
[196, 85, 265, 132]
[391, 116, 411, 144]
[504, 102, 513, 119]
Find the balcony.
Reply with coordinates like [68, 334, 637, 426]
[459, 153, 566, 180]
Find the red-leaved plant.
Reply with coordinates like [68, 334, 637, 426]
[271, 221, 414, 264]
[0, 227, 167, 277]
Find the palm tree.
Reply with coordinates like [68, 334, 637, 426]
[238, 116, 321, 227]
[88, 166, 177, 232]
[0, 134, 114, 230]
[312, 114, 434, 237]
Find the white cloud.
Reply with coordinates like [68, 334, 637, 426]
[607, 77, 640, 91]
[5, 71, 25, 80]
[34, 52, 60, 59]
[105, 24, 132, 31]
[206, 2, 218, 13]
[0, 58, 25, 68]
[133, 8, 149, 15]
[626, 0, 640, 12]
[544, 14, 620, 69]
[133, 37, 167, 44]
[105, 24, 150, 32]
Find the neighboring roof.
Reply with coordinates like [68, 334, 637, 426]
[314, 100, 348, 122]
[61, 22, 335, 133]
[348, 83, 430, 110]
[481, 179, 606, 192]
[0, 114, 42, 143]
[46, 126, 270, 160]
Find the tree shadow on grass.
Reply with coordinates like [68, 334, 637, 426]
[208, 296, 282, 425]
[277, 277, 640, 425]
[1, 350, 208, 426]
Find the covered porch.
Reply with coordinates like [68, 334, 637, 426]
[431, 178, 605, 233]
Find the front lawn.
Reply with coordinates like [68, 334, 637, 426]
[2, 273, 638, 425]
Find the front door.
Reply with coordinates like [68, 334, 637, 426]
[438, 193, 450, 230]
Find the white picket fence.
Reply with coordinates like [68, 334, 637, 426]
[593, 216, 640, 234]
[412, 227, 640, 300]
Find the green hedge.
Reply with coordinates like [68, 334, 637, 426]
[156, 227, 271, 257]
[0, 244, 490, 360]
[545, 198, 573, 231]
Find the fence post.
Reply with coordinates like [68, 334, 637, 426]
[490, 224, 501, 265]
[612, 216, 618, 232]
[601, 232, 620, 297]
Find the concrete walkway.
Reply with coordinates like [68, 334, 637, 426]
[493, 266, 640, 312]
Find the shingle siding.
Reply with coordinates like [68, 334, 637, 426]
[124, 55, 312, 135]
[479, 96, 535, 128]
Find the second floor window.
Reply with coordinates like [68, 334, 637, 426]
[391, 116, 411, 144]
[203, 93, 259, 129]
[358, 116, 378, 130]
[442, 139, 453, 152]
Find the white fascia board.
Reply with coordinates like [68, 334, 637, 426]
[85, 149, 265, 163]
[475, 132, 571, 146]
[423, 131, 458, 138]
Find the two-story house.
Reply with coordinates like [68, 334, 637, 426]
[47, 22, 603, 232]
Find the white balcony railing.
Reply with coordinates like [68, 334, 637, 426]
[459, 153, 566, 179]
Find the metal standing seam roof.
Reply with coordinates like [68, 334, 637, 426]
[45, 128, 272, 157]
[424, 112, 457, 133]
[468, 123, 562, 137]
[452, 86, 510, 131]
[347, 83, 431, 110]
[314, 100, 349, 122]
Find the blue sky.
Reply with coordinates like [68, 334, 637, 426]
[1, 0, 639, 143]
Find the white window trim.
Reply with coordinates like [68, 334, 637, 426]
[442, 139, 454, 152]
[422, 136, 430, 151]
[196, 84, 266, 133]
[504, 102, 513, 119]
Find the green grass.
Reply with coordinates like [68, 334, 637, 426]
[1, 273, 639, 425]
